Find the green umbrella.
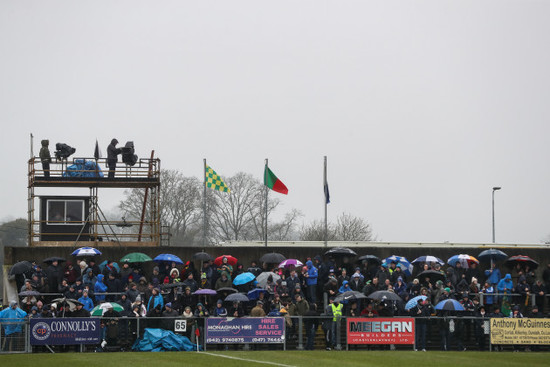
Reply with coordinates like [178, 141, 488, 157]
[120, 252, 153, 263]
[91, 302, 124, 316]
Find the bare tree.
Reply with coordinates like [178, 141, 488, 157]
[119, 169, 202, 244]
[335, 212, 374, 241]
[299, 213, 374, 241]
[268, 209, 303, 241]
[209, 172, 261, 241]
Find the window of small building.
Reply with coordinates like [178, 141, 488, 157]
[46, 200, 84, 225]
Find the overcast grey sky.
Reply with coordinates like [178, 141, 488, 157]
[1, 1, 549, 244]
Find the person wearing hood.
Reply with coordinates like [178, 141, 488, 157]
[83, 268, 97, 288]
[305, 260, 318, 304]
[497, 274, 514, 296]
[106, 138, 121, 178]
[338, 280, 351, 294]
[394, 277, 407, 295]
[147, 287, 164, 312]
[349, 271, 365, 291]
[213, 299, 228, 317]
[514, 275, 530, 307]
[214, 271, 232, 290]
[0, 301, 27, 351]
[39, 139, 52, 177]
[126, 282, 140, 302]
[94, 274, 108, 302]
[78, 289, 94, 312]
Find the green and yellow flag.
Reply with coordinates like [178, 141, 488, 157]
[205, 164, 230, 192]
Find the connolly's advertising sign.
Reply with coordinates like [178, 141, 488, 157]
[347, 318, 415, 344]
[205, 317, 285, 344]
[30, 318, 101, 345]
[490, 318, 550, 345]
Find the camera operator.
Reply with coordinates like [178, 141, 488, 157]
[107, 138, 121, 178]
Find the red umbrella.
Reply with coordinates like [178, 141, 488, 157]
[505, 255, 539, 270]
[214, 255, 238, 266]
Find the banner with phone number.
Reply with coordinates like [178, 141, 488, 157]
[347, 317, 415, 344]
[490, 318, 550, 345]
[205, 317, 285, 344]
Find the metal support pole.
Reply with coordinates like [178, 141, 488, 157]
[297, 316, 304, 350]
[492, 187, 501, 243]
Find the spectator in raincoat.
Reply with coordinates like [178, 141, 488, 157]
[213, 299, 228, 317]
[147, 287, 164, 312]
[338, 280, 351, 294]
[0, 301, 27, 351]
[78, 290, 94, 312]
[497, 274, 513, 296]
[94, 274, 108, 302]
[305, 260, 318, 304]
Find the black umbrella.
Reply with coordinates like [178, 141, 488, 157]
[51, 298, 83, 311]
[19, 290, 41, 297]
[367, 290, 403, 302]
[334, 291, 367, 303]
[358, 255, 381, 264]
[478, 249, 508, 263]
[417, 270, 446, 283]
[224, 293, 249, 303]
[193, 251, 213, 261]
[9, 261, 33, 276]
[505, 255, 539, 270]
[260, 252, 286, 264]
[325, 247, 357, 257]
[216, 287, 238, 294]
[247, 267, 263, 276]
[43, 257, 66, 264]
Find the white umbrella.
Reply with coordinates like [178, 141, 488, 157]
[256, 272, 281, 287]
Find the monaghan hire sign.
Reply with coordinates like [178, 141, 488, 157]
[347, 318, 415, 344]
[490, 318, 550, 345]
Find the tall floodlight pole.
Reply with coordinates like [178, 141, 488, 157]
[324, 156, 328, 247]
[203, 159, 207, 247]
[492, 187, 501, 243]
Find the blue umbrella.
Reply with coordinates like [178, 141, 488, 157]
[411, 256, 444, 265]
[98, 260, 120, 272]
[384, 255, 409, 264]
[153, 254, 184, 265]
[405, 295, 427, 310]
[71, 247, 102, 256]
[233, 272, 255, 286]
[247, 288, 268, 300]
[382, 260, 413, 276]
[434, 299, 465, 311]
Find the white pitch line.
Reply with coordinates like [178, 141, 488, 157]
[202, 352, 297, 367]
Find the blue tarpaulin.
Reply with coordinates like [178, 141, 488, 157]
[63, 159, 104, 178]
[132, 328, 199, 352]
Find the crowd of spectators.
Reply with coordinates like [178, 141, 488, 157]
[3, 253, 550, 351]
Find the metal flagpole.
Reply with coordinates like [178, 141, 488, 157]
[30, 133, 34, 158]
[324, 156, 328, 247]
[203, 159, 207, 247]
[264, 158, 268, 247]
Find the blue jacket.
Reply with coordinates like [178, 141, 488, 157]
[94, 274, 108, 301]
[0, 306, 27, 335]
[497, 274, 513, 294]
[78, 295, 94, 312]
[338, 280, 351, 294]
[485, 268, 501, 285]
[147, 294, 164, 312]
[306, 260, 318, 286]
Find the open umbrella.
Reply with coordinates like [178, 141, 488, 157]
[51, 298, 83, 312]
[154, 254, 184, 265]
[405, 295, 428, 310]
[478, 249, 508, 263]
[256, 272, 281, 287]
[411, 256, 444, 265]
[367, 291, 403, 302]
[193, 289, 217, 296]
[334, 291, 367, 303]
[19, 290, 41, 297]
[382, 260, 413, 276]
[9, 261, 33, 276]
[435, 299, 465, 311]
[216, 287, 238, 294]
[358, 255, 381, 265]
[505, 255, 538, 270]
[247, 267, 262, 276]
[224, 293, 249, 303]
[233, 272, 256, 286]
[91, 302, 124, 316]
[43, 257, 66, 264]
[278, 259, 303, 269]
[214, 255, 238, 266]
[325, 247, 357, 257]
[447, 254, 479, 268]
[260, 252, 286, 264]
[193, 251, 213, 261]
[99, 260, 120, 272]
[247, 288, 268, 300]
[120, 252, 152, 263]
[72, 247, 102, 256]
[384, 255, 409, 264]
[417, 270, 446, 283]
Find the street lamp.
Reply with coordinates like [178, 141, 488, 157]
[492, 187, 501, 243]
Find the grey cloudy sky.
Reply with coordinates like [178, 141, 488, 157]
[1, 1, 549, 244]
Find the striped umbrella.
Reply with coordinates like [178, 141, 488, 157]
[411, 256, 444, 265]
[71, 247, 102, 256]
[278, 259, 304, 268]
[447, 254, 479, 268]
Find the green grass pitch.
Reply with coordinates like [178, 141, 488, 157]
[1, 351, 549, 367]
